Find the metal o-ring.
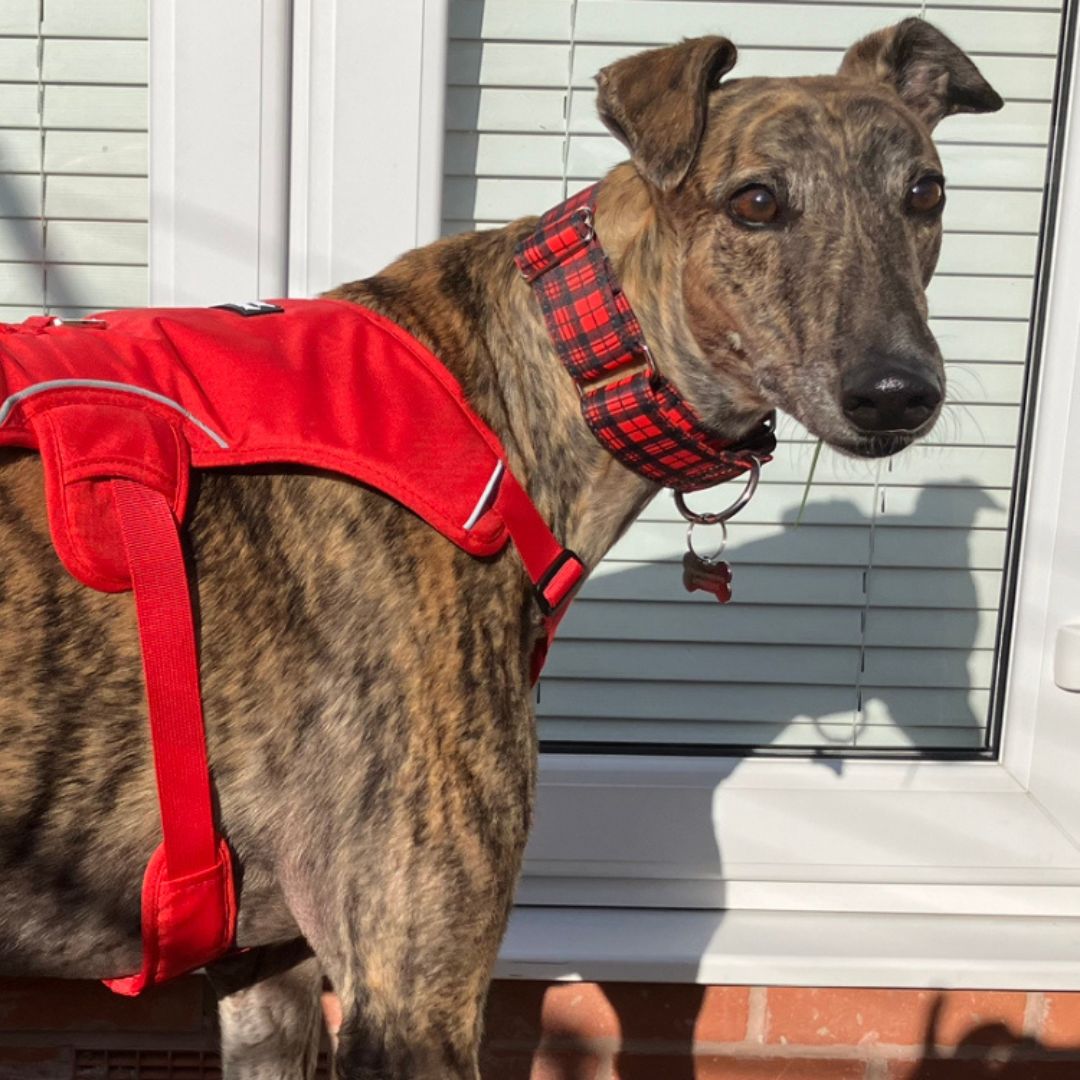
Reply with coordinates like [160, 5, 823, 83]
[674, 456, 762, 526]
[686, 520, 728, 565]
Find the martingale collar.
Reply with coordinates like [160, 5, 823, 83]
[514, 184, 776, 493]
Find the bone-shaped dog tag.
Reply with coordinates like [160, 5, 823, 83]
[682, 549, 733, 603]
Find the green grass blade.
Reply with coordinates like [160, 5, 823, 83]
[795, 440, 823, 527]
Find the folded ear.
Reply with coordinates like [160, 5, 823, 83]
[839, 18, 1003, 130]
[595, 36, 738, 192]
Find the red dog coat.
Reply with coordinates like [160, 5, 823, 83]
[0, 299, 584, 994]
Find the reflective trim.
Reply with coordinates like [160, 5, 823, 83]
[463, 461, 504, 530]
[0, 379, 229, 448]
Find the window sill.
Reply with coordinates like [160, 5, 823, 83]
[496, 906, 1080, 989]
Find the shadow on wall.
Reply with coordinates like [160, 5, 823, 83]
[479, 990, 1080, 1079]
[0, 171, 114, 314]
[514, 483, 1002, 1054]
[513, 482, 1002, 1074]
[908, 1004, 1080, 1078]
[545, 482, 999, 751]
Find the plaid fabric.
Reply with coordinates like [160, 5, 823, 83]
[515, 186, 776, 493]
[515, 185, 641, 383]
[582, 370, 774, 490]
[515, 186, 596, 283]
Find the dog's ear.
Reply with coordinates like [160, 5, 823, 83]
[595, 36, 738, 192]
[839, 18, 1003, 130]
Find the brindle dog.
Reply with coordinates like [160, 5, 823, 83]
[0, 19, 1001, 1080]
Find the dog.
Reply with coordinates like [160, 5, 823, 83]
[0, 18, 1001, 1080]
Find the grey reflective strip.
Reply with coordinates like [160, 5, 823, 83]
[463, 461, 505, 530]
[0, 379, 229, 448]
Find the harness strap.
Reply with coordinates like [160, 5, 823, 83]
[103, 479, 236, 996]
[494, 468, 585, 683]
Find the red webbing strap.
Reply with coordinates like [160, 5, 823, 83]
[103, 479, 236, 996]
[113, 479, 217, 872]
[494, 468, 585, 683]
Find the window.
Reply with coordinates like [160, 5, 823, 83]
[444, 0, 1065, 755]
[0, 0, 147, 319]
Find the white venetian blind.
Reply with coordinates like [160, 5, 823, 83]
[0, 0, 147, 322]
[443, 0, 1063, 751]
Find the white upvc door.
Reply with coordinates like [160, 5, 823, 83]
[149, 1, 1080, 988]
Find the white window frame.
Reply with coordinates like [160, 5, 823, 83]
[152, 3, 1080, 988]
[151, 0, 447, 300]
[287, 0, 449, 296]
[149, 0, 292, 305]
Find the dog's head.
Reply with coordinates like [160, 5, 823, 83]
[595, 19, 1002, 457]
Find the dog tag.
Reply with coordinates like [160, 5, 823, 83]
[682, 549, 733, 603]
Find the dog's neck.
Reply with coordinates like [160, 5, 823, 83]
[327, 165, 759, 569]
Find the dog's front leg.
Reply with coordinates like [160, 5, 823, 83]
[206, 938, 325, 1080]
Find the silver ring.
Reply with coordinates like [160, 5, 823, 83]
[686, 521, 727, 564]
[674, 457, 761, 526]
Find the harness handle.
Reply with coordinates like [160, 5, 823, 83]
[103, 479, 236, 995]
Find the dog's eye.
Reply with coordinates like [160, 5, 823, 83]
[729, 185, 782, 226]
[907, 175, 946, 215]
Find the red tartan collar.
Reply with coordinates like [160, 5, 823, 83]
[514, 184, 776, 493]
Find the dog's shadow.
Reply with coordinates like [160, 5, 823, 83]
[480, 989, 1080, 1078]
[546, 481, 998, 754]
[503, 482, 1000, 1078]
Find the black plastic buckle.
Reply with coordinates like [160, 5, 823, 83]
[535, 549, 585, 617]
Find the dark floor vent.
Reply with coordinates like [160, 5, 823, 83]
[72, 1049, 330, 1079]
[72, 1050, 221, 1080]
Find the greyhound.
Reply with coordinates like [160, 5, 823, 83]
[0, 18, 1001, 1080]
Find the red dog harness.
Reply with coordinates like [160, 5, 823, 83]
[0, 189, 774, 996]
[0, 299, 584, 994]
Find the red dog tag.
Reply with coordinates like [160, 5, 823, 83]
[682, 550, 733, 603]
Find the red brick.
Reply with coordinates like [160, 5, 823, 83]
[930, 992, 1029, 1049]
[695, 986, 753, 1044]
[615, 1054, 866, 1079]
[602, 983, 708, 1043]
[887, 1059, 1080, 1079]
[485, 982, 552, 1046]
[0, 1046, 72, 1080]
[542, 984, 620, 1044]
[1041, 993, 1080, 1048]
[765, 988, 1026, 1048]
[480, 1046, 606, 1080]
[0, 977, 207, 1034]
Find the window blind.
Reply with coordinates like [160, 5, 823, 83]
[0, 0, 147, 323]
[443, 0, 1063, 752]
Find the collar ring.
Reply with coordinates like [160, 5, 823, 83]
[674, 456, 762, 525]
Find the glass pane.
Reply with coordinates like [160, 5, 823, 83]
[443, 0, 1070, 753]
[0, 2, 148, 320]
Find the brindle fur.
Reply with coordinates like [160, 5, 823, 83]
[0, 21, 1000, 1079]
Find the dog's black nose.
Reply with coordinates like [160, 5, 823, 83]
[841, 362, 942, 433]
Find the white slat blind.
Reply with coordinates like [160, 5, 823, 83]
[0, 0, 147, 322]
[444, 0, 1063, 751]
